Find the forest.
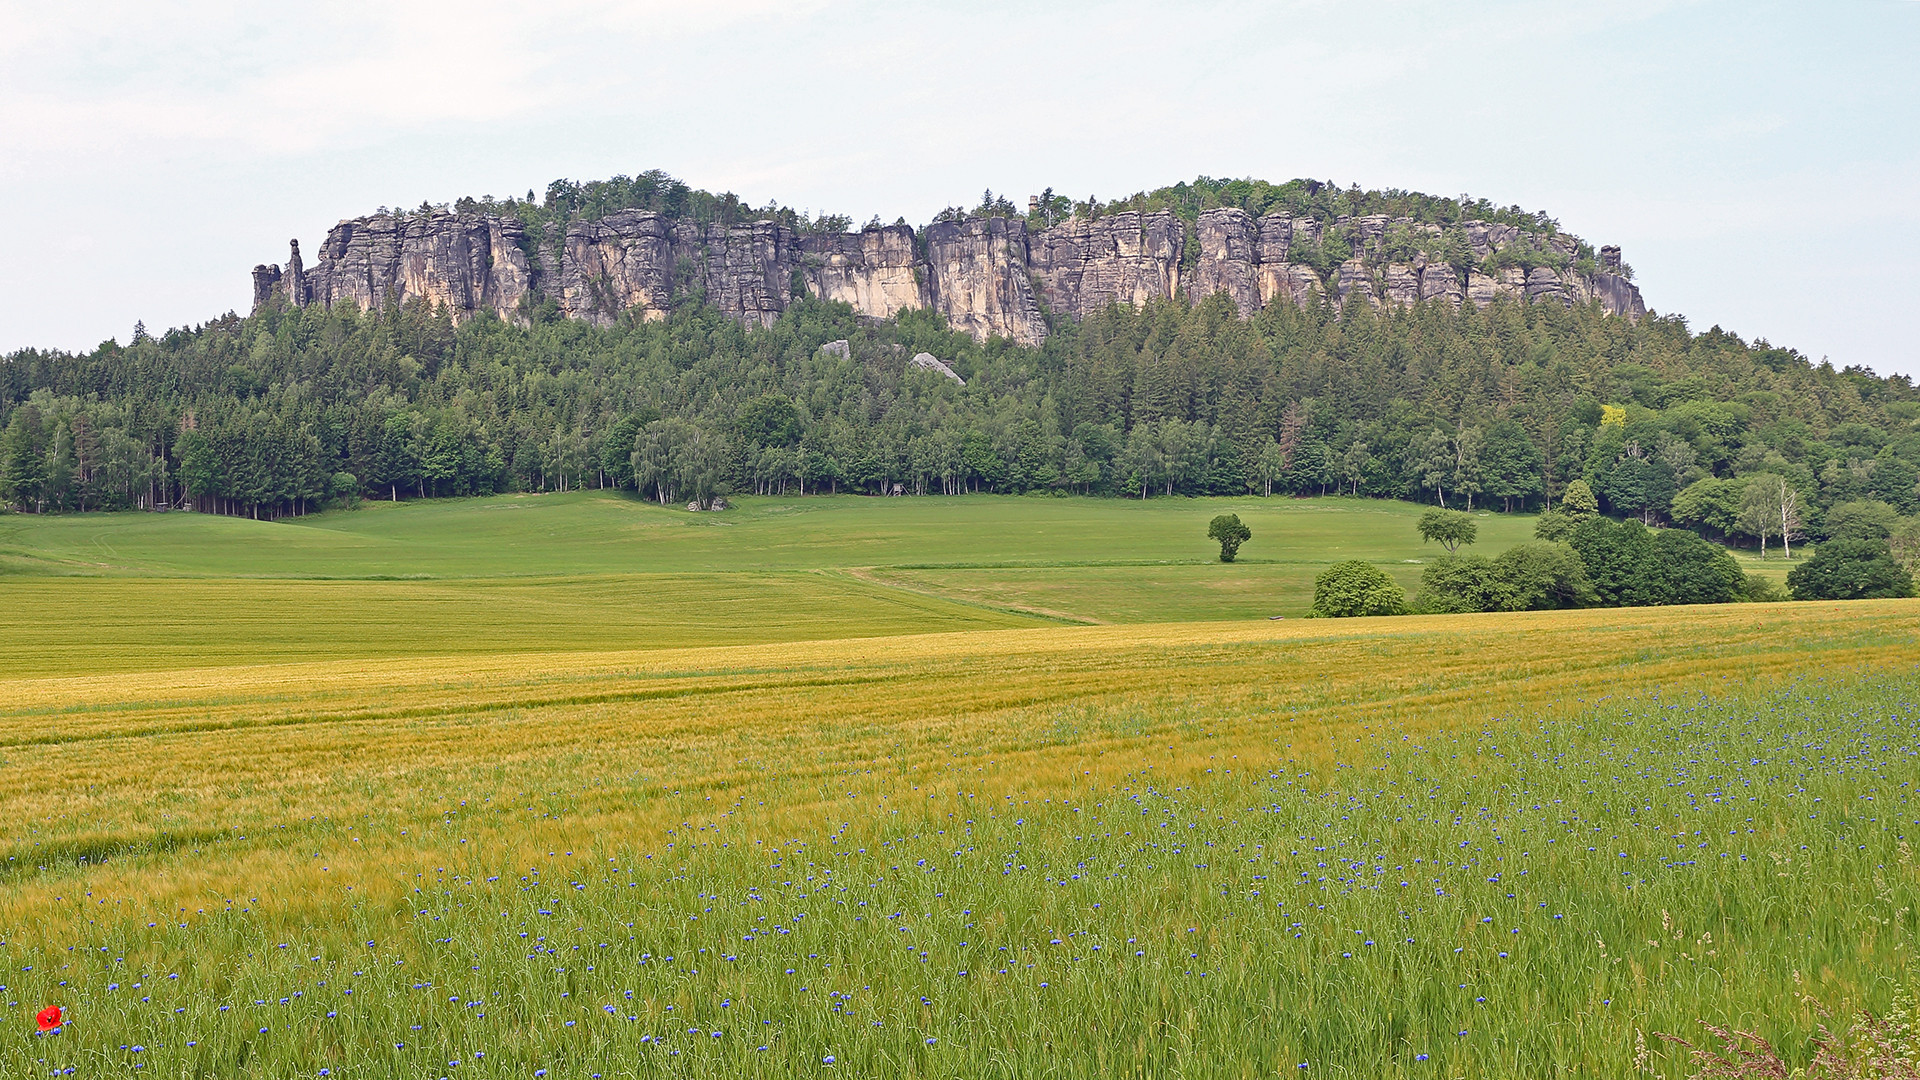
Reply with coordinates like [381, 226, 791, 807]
[3, 265, 1917, 558]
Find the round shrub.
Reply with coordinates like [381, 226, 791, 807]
[1310, 560, 1408, 618]
[1787, 539, 1916, 600]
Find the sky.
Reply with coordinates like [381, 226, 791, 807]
[1, 0, 1915, 376]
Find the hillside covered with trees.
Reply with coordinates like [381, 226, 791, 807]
[3, 176, 1917, 561]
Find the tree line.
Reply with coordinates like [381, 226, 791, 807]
[3, 280, 1918, 549]
[1308, 494, 1914, 619]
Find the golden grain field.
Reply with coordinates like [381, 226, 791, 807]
[1, 600, 1916, 1077]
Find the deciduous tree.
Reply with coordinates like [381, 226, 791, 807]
[1207, 513, 1251, 562]
[1417, 508, 1477, 554]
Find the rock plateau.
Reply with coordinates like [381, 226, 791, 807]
[254, 199, 1646, 343]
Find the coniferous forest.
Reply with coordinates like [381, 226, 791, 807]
[4, 179, 1919, 561]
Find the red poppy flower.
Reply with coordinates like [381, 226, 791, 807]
[35, 1005, 63, 1032]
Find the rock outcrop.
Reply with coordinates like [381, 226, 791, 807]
[680, 221, 793, 328]
[252, 192, 1648, 341]
[1418, 262, 1464, 307]
[553, 213, 796, 327]
[1333, 259, 1378, 308]
[1185, 209, 1258, 313]
[907, 352, 965, 385]
[1030, 211, 1185, 316]
[253, 213, 534, 323]
[1580, 272, 1646, 319]
[1176, 209, 1342, 314]
[553, 210, 679, 325]
[923, 217, 1047, 347]
[322, 212, 531, 320]
[800, 225, 927, 320]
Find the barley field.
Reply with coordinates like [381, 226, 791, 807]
[2, 593, 1917, 1077]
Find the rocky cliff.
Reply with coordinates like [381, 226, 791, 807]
[1029, 211, 1185, 318]
[254, 195, 1646, 342]
[923, 217, 1047, 347]
[549, 213, 798, 327]
[252, 211, 535, 323]
[799, 225, 927, 320]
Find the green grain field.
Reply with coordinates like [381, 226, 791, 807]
[0, 493, 1545, 673]
[0, 494, 1896, 1078]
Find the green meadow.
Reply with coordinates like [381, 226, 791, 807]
[0, 491, 1535, 579]
[0, 493, 1548, 673]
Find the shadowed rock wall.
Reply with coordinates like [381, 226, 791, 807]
[1029, 211, 1185, 317]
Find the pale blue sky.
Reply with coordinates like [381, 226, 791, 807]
[2, 1, 1914, 376]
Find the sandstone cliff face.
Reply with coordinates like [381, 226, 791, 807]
[1254, 216, 1323, 309]
[681, 220, 794, 328]
[1185, 209, 1259, 313]
[923, 218, 1046, 347]
[554, 214, 803, 326]
[1333, 258, 1378, 308]
[321, 212, 532, 320]
[1029, 211, 1184, 316]
[1578, 271, 1647, 319]
[1382, 262, 1422, 307]
[554, 210, 678, 325]
[253, 197, 1647, 340]
[799, 226, 927, 319]
[1418, 262, 1464, 307]
[1183, 210, 1346, 314]
[252, 212, 535, 324]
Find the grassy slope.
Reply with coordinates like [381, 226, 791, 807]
[0, 493, 1557, 671]
[0, 491, 1537, 578]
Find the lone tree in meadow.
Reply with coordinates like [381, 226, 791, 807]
[1208, 513, 1252, 562]
[1417, 508, 1478, 554]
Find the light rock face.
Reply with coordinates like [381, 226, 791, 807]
[1462, 221, 1524, 259]
[1257, 213, 1313, 264]
[800, 226, 927, 320]
[1186, 210, 1340, 314]
[1418, 262, 1464, 308]
[1468, 268, 1522, 308]
[554, 211, 678, 325]
[1029, 211, 1184, 316]
[1382, 263, 1423, 307]
[1524, 266, 1571, 306]
[252, 200, 1648, 339]
[923, 217, 1046, 347]
[1261, 261, 1324, 308]
[907, 352, 965, 385]
[252, 213, 535, 323]
[250, 263, 282, 310]
[1332, 259, 1378, 308]
[685, 220, 793, 328]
